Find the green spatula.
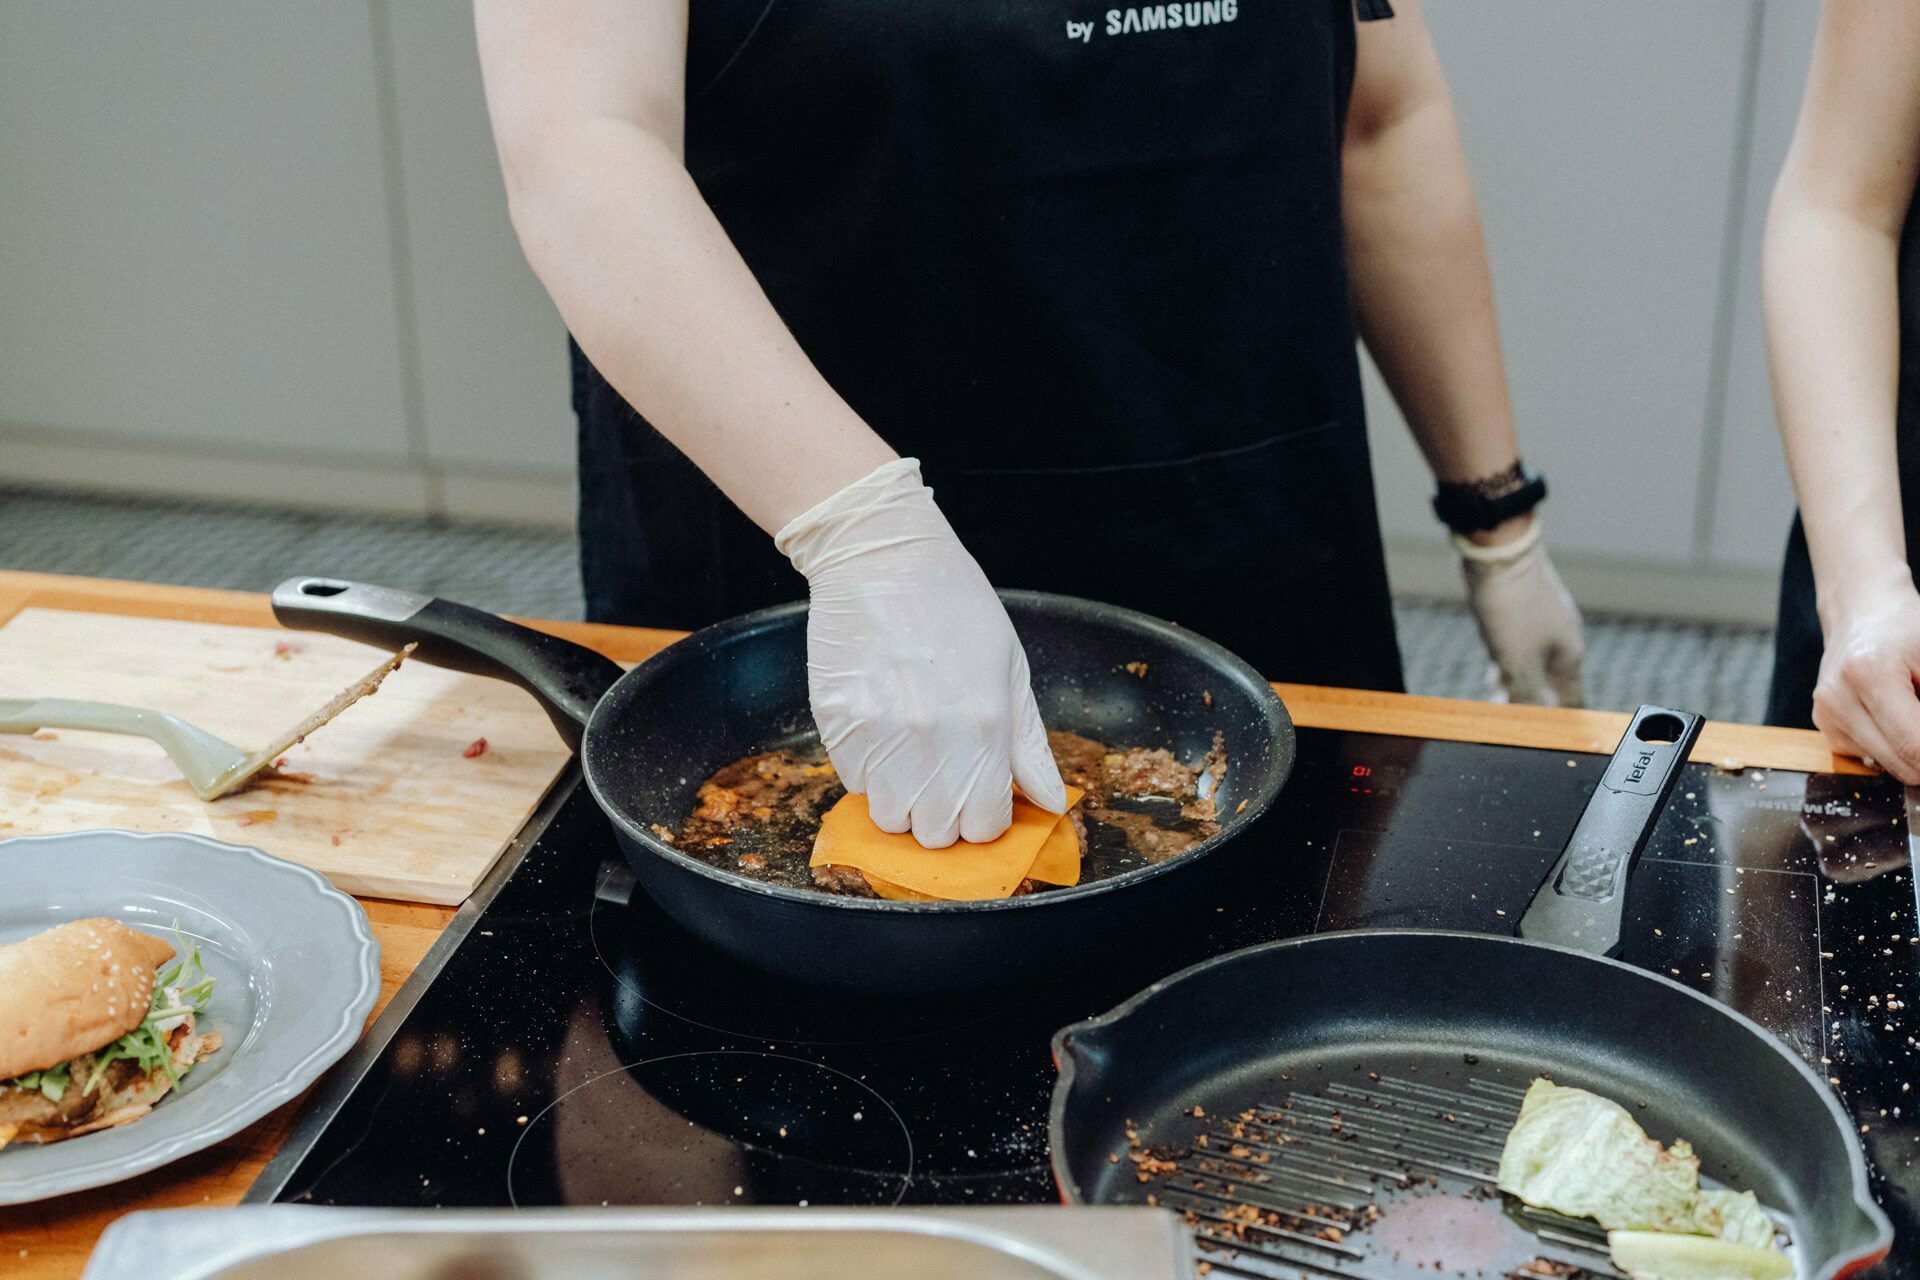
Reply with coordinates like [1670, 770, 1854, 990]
[0, 645, 411, 801]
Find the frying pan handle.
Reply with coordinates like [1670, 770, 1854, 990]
[270, 577, 624, 752]
[1517, 704, 1704, 957]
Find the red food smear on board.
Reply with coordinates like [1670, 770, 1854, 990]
[262, 755, 316, 784]
[236, 810, 278, 827]
[463, 737, 489, 759]
[273, 639, 304, 659]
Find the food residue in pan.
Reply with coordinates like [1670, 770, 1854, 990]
[668, 730, 1227, 897]
[1125, 1098, 1508, 1274]
[1124, 1075, 1788, 1280]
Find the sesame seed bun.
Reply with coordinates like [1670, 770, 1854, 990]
[0, 918, 175, 1080]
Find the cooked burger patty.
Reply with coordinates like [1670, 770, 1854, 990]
[669, 731, 1225, 896]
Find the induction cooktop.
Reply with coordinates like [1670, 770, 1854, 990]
[249, 728, 1920, 1275]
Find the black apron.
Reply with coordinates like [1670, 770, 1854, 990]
[1767, 186, 1920, 727]
[577, 0, 1405, 690]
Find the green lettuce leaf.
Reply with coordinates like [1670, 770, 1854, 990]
[7, 1062, 71, 1103]
[1699, 1190, 1776, 1251]
[84, 927, 215, 1095]
[1497, 1078, 1785, 1267]
[1497, 1079, 1714, 1234]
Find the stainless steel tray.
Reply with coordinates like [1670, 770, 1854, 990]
[83, 1205, 1197, 1280]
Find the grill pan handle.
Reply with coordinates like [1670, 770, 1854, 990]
[270, 576, 625, 752]
[1517, 704, 1704, 956]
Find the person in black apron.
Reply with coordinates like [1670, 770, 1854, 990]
[479, 0, 1583, 845]
[1763, 2, 1920, 783]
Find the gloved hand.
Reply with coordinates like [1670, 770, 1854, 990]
[776, 458, 1067, 848]
[1456, 519, 1585, 707]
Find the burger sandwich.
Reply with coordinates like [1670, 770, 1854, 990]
[0, 918, 220, 1149]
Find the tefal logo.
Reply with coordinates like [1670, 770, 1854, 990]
[1625, 748, 1656, 785]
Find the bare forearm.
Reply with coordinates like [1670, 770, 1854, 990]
[1343, 99, 1518, 485]
[1764, 197, 1910, 613]
[1344, 100, 1583, 706]
[504, 122, 895, 533]
[1751, 0, 1920, 776]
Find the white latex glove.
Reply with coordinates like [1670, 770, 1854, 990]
[776, 458, 1067, 848]
[1456, 519, 1585, 708]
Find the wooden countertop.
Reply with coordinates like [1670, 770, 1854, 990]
[0, 569, 1864, 1277]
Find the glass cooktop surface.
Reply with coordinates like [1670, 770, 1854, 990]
[255, 728, 1920, 1274]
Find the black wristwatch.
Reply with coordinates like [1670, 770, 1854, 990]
[1431, 461, 1547, 534]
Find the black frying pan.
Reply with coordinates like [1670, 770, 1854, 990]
[1050, 705, 1894, 1279]
[270, 577, 1293, 993]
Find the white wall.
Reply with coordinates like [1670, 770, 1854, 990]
[0, 0, 573, 522]
[1369, 0, 1813, 622]
[0, 0, 1816, 621]
[1706, 0, 1819, 574]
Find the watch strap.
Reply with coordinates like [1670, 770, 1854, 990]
[1432, 462, 1547, 534]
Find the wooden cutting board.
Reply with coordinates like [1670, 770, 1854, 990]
[0, 608, 576, 904]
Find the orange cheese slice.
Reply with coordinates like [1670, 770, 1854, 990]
[862, 814, 1082, 898]
[813, 784, 1084, 902]
[862, 820, 1081, 898]
[862, 873, 937, 902]
[1025, 814, 1082, 887]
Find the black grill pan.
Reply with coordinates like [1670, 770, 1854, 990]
[1051, 706, 1893, 1279]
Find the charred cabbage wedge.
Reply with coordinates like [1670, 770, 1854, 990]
[1497, 1079, 1784, 1276]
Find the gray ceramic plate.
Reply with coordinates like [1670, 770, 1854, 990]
[0, 829, 379, 1203]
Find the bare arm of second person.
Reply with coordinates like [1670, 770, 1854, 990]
[1341, 0, 1583, 707]
[473, 0, 1064, 846]
[1765, 0, 1920, 780]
